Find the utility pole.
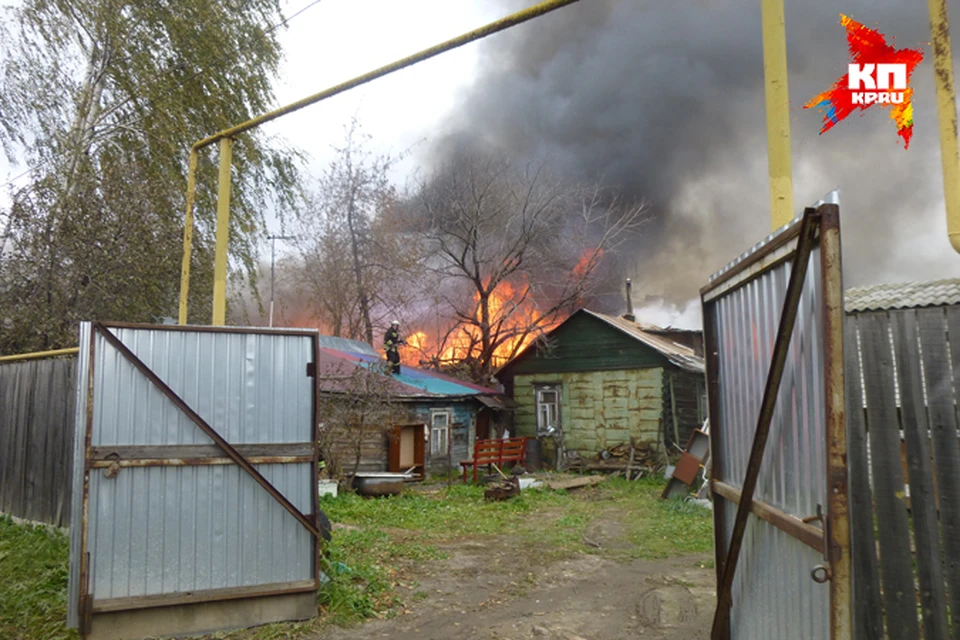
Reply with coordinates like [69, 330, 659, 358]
[267, 235, 295, 327]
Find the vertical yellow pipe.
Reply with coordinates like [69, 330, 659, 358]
[929, 0, 960, 254]
[761, 0, 795, 231]
[212, 138, 233, 325]
[178, 149, 199, 325]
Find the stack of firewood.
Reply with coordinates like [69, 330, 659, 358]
[584, 439, 664, 479]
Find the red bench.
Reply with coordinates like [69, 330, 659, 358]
[460, 437, 528, 483]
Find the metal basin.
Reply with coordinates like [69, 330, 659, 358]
[352, 472, 411, 497]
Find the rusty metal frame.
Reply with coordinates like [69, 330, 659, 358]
[708, 207, 820, 638]
[78, 324, 97, 636]
[702, 203, 850, 639]
[74, 323, 322, 635]
[711, 481, 825, 555]
[819, 205, 851, 638]
[92, 580, 318, 615]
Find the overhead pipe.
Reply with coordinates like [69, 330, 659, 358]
[761, 0, 795, 231]
[0, 347, 80, 363]
[178, 0, 584, 325]
[929, 0, 960, 254]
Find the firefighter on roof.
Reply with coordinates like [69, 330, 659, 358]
[384, 320, 406, 374]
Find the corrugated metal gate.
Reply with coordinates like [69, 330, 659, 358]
[67, 323, 322, 639]
[702, 204, 850, 639]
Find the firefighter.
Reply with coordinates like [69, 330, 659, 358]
[384, 320, 406, 374]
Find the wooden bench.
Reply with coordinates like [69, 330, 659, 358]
[460, 437, 528, 483]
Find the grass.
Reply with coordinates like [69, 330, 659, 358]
[0, 515, 78, 640]
[0, 474, 713, 640]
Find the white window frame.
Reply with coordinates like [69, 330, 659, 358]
[535, 385, 560, 436]
[430, 409, 451, 456]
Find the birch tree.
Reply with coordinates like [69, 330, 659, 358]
[0, 0, 299, 353]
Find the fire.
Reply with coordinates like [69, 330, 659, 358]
[406, 279, 557, 369]
[573, 248, 604, 278]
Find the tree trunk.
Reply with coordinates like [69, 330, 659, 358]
[346, 191, 374, 345]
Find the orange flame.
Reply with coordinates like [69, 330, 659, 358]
[573, 247, 604, 278]
[406, 279, 556, 369]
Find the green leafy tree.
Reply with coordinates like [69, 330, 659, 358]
[0, 0, 300, 353]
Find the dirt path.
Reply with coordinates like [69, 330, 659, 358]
[312, 517, 716, 640]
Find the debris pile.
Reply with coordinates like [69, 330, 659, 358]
[579, 439, 663, 479]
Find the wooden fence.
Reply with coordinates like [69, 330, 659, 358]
[0, 356, 77, 527]
[845, 305, 960, 639]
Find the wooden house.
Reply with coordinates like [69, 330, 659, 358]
[495, 309, 706, 466]
[316, 341, 513, 480]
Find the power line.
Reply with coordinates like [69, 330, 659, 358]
[0, 0, 325, 194]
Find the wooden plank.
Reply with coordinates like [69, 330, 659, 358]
[948, 305, 960, 431]
[711, 480, 824, 555]
[858, 311, 919, 640]
[890, 311, 950, 640]
[842, 316, 884, 640]
[544, 476, 605, 491]
[917, 307, 960, 632]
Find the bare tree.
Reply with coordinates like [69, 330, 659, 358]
[292, 119, 409, 342]
[414, 149, 648, 381]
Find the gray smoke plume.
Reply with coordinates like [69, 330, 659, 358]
[433, 0, 957, 310]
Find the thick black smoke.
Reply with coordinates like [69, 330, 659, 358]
[433, 0, 957, 310]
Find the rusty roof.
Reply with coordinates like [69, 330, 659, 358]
[844, 277, 960, 313]
[584, 310, 705, 373]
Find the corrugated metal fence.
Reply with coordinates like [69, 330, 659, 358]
[68, 323, 322, 638]
[845, 305, 960, 639]
[702, 204, 849, 639]
[0, 355, 77, 527]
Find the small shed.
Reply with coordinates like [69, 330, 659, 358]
[316, 344, 513, 479]
[495, 309, 706, 465]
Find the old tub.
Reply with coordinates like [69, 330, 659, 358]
[352, 472, 413, 497]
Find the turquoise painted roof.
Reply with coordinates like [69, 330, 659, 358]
[319, 348, 498, 397]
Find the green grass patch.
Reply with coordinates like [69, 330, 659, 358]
[0, 475, 714, 639]
[0, 515, 77, 640]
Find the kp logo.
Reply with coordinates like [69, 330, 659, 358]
[805, 15, 924, 148]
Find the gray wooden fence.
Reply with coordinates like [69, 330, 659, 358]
[0, 355, 77, 527]
[845, 305, 960, 639]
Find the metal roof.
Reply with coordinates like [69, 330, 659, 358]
[844, 278, 960, 312]
[584, 310, 705, 373]
[316, 347, 505, 400]
[315, 334, 379, 357]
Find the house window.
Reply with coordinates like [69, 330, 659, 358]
[535, 385, 560, 436]
[697, 380, 708, 424]
[430, 410, 450, 456]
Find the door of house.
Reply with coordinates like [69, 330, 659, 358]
[475, 409, 491, 440]
[388, 424, 425, 479]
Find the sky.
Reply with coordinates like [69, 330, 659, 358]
[264, 0, 960, 330]
[260, 0, 503, 203]
[3, 0, 960, 330]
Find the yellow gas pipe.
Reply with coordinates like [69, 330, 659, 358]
[929, 0, 960, 254]
[177, 0, 584, 325]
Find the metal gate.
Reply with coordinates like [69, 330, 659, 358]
[702, 204, 850, 639]
[67, 322, 322, 639]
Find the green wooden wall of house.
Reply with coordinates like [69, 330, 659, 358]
[499, 311, 705, 459]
